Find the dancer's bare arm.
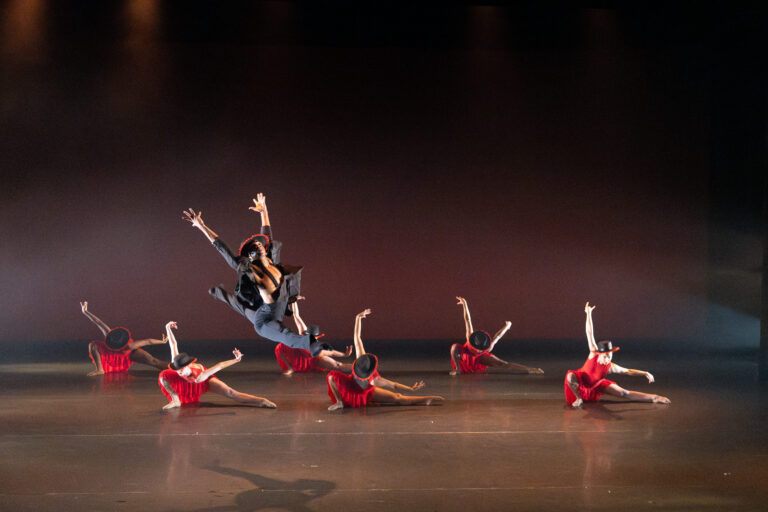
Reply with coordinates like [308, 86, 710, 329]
[489, 321, 512, 351]
[197, 349, 243, 382]
[610, 363, 655, 383]
[353, 309, 371, 358]
[165, 321, 180, 360]
[456, 296, 473, 341]
[249, 193, 271, 233]
[373, 376, 426, 392]
[182, 208, 219, 243]
[584, 302, 598, 353]
[128, 334, 168, 350]
[80, 301, 110, 337]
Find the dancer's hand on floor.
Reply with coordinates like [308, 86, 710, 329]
[411, 381, 425, 391]
[645, 372, 654, 383]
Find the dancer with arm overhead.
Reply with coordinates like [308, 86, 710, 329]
[81, 301, 168, 376]
[158, 321, 276, 410]
[564, 302, 671, 408]
[326, 309, 443, 411]
[449, 297, 543, 376]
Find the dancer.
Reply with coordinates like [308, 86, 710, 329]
[158, 321, 276, 410]
[565, 302, 671, 408]
[449, 297, 543, 376]
[80, 301, 168, 376]
[327, 309, 444, 411]
[182, 193, 324, 354]
[275, 298, 353, 375]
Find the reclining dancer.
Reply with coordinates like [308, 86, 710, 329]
[182, 193, 325, 355]
[80, 301, 167, 376]
[449, 297, 543, 376]
[327, 309, 444, 411]
[158, 321, 276, 410]
[564, 302, 671, 408]
[275, 297, 353, 375]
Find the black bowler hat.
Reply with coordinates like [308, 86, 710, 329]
[468, 331, 491, 352]
[105, 327, 132, 350]
[239, 233, 271, 257]
[169, 353, 197, 370]
[596, 340, 620, 353]
[353, 354, 378, 380]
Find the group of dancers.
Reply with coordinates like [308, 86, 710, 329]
[82, 194, 671, 410]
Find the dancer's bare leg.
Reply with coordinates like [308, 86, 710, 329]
[208, 378, 277, 408]
[602, 383, 671, 404]
[478, 353, 543, 374]
[371, 387, 444, 406]
[130, 348, 168, 370]
[327, 373, 344, 411]
[449, 343, 462, 376]
[160, 377, 181, 410]
[313, 357, 352, 373]
[277, 351, 294, 376]
[87, 342, 105, 376]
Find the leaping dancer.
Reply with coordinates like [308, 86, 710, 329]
[327, 309, 444, 411]
[564, 302, 671, 408]
[449, 297, 543, 376]
[158, 321, 276, 410]
[80, 301, 168, 376]
[182, 193, 326, 355]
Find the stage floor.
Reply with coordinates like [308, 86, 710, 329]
[1, 353, 766, 511]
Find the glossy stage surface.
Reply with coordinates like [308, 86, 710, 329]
[1, 350, 766, 511]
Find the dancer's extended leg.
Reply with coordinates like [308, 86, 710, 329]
[130, 348, 167, 370]
[370, 387, 443, 406]
[208, 377, 276, 408]
[87, 342, 105, 376]
[477, 353, 543, 374]
[602, 383, 671, 404]
[313, 357, 352, 373]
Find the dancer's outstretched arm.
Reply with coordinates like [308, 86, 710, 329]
[80, 301, 110, 337]
[373, 376, 426, 392]
[165, 321, 180, 360]
[183, 209, 243, 271]
[584, 302, 598, 352]
[249, 192, 272, 236]
[489, 321, 512, 351]
[196, 349, 243, 382]
[127, 334, 167, 350]
[609, 363, 655, 383]
[456, 296, 473, 341]
[353, 309, 371, 358]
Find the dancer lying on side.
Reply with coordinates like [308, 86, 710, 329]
[565, 302, 671, 408]
[327, 309, 444, 411]
[275, 297, 353, 375]
[449, 297, 543, 376]
[81, 301, 168, 376]
[183, 193, 326, 355]
[158, 321, 276, 410]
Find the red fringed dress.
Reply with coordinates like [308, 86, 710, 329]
[274, 344, 324, 373]
[564, 355, 616, 404]
[327, 369, 380, 408]
[451, 342, 489, 374]
[159, 363, 210, 404]
[89, 340, 134, 373]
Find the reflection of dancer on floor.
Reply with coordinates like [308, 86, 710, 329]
[327, 309, 444, 411]
[81, 301, 168, 376]
[565, 302, 671, 408]
[158, 321, 276, 410]
[183, 193, 325, 354]
[275, 298, 353, 376]
[449, 297, 543, 376]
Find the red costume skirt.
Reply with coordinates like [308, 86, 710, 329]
[451, 343, 489, 374]
[275, 344, 324, 373]
[563, 370, 616, 404]
[327, 370, 376, 408]
[90, 340, 133, 373]
[159, 369, 210, 404]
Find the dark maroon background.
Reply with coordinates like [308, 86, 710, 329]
[1, 2, 764, 347]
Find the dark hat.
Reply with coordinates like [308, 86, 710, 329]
[468, 331, 491, 352]
[239, 233, 271, 257]
[104, 327, 132, 350]
[353, 354, 378, 380]
[596, 340, 620, 353]
[169, 352, 197, 370]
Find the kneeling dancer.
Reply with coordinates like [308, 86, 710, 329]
[327, 309, 443, 411]
[158, 321, 276, 410]
[81, 301, 167, 376]
[565, 302, 671, 408]
[449, 296, 543, 376]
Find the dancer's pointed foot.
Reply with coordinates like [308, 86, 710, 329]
[87, 369, 104, 376]
[328, 402, 344, 412]
[163, 399, 181, 410]
[652, 395, 671, 404]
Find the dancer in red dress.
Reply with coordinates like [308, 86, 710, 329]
[449, 297, 543, 376]
[326, 309, 443, 411]
[80, 301, 168, 376]
[158, 321, 276, 410]
[564, 302, 671, 408]
[275, 298, 353, 375]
